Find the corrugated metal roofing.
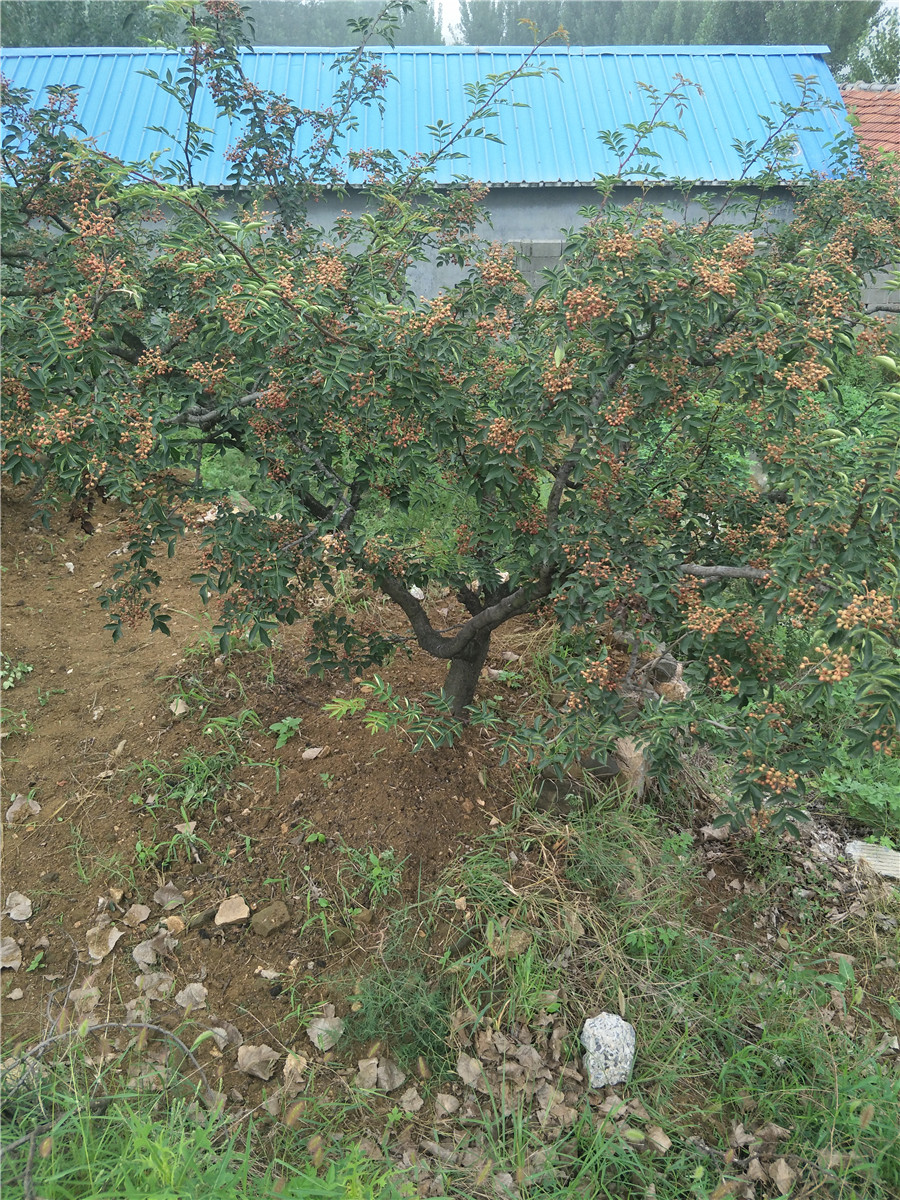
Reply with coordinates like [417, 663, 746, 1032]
[1, 45, 851, 186]
[840, 84, 900, 155]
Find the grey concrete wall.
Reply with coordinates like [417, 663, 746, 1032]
[300, 183, 798, 295]
[223, 186, 897, 311]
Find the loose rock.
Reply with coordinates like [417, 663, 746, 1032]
[251, 901, 291, 937]
[215, 895, 250, 926]
[580, 1012, 636, 1088]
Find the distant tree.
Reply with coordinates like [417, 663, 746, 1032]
[454, 1, 884, 78]
[842, 10, 900, 83]
[0, 0, 444, 49]
[243, 0, 443, 47]
[0, 1, 153, 47]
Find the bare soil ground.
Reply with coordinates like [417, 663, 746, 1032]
[1, 487, 520, 1089]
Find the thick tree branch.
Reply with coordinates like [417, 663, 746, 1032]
[379, 572, 554, 660]
[161, 389, 268, 430]
[679, 564, 770, 581]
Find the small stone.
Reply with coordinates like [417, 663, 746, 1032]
[250, 901, 291, 937]
[580, 1012, 636, 1089]
[6, 794, 41, 825]
[215, 895, 250, 926]
[188, 908, 217, 930]
[845, 841, 900, 880]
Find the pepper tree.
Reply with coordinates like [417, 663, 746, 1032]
[2, 0, 899, 826]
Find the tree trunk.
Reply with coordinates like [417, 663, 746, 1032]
[443, 628, 492, 718]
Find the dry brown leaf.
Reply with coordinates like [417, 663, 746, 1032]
[400, 1086, 424, 1113]
[4, 892, 33, 922]
[283, 1052, 308, 1096]
[305, 1015, 344, 1051]
[122, 904, 151, 928]
[86, 922, 124, 963]
[434, 1092, 460, 1118]
[175, 983, 208, 1009]
[301, 746, 325, 760]
[756, 1122, 791, 1142]
[153, 882, 185, 910]
[376, 1057, 407, 1092]
[355, 1057, 378, 1089]
[456, 1052, 486, 1089]
[208, 1020, 243, 1050]
[237, 1043, 281, 1080]
[135, 972, 174, 1000]
[1, 937, 22, 971]
[769, 1158, 796, 1195]
[646, 1126, 672, 1154]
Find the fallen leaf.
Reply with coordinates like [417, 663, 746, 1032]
[215, 895, 250, 925]
[283, 1052, 308, 1096]
[1, 938, 22, 971]
[174, 821, 197, 836]
[700, 823, 731, 842]
[6, 794, 41, 824]
[769, 1158, 796, 1195]
[376, 1057, 407, 1092]
[456, 1052, 486, 1089]
[4, 892, 33, 922]
[169, 698, 188, 717]
[153, 882, 185, 910]
[646, 1126, 672, 1154]
[86, 922, 124, 962]
[7, 988, 24, 1001]
[125, 996, 150, 1023]
[301, 746, 325, 760]
[305, 1015, 344, 1051]
[355, 1057, 378, 1089]
[175, 983, 208, 1009]
[237, 1043, 281, 1080]
[135, 972, 174, 1000]
[756, 1122, 792, 1142]
[208, 1020, 243, 1050]
[434, 1093, 460, 1118]
[400, 1086, 424, 1113]
[132, 939, 159, 969]
[70, 984, 101, 1017]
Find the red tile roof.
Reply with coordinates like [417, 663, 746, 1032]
[840, 84, 900, 155]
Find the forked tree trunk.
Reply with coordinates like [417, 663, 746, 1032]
[443, 628, 492, 719]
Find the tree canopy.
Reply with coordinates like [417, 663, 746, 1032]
[2, 0, 898, 831]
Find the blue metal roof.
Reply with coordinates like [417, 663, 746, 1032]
[1, 45, 851, 186]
